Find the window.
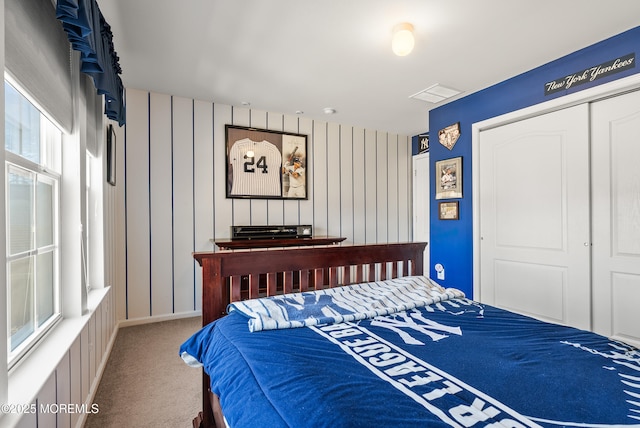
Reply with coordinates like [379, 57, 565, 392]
[5, 79, 62, 365]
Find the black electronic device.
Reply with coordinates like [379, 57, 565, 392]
[230, 225, 312, 240]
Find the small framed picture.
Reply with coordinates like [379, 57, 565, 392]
[439, 201, 459, 220]
[435, 156, 462, 200]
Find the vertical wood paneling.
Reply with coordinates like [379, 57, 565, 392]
[387, 134, 399, 242]
[88, 314, 96, 383]
[122, 90, 414, 322]
[376, 132, 389, 242]
[96, 302, 104, 368]
[193, 100, 215, 313]
[94, 303, 103, 369]
[326, 123, 341, 237]
[213, 105, 233, 243]
[365, 129, 378, 243]
[108, 291, 116, 349]
[340, 126, 354, 242]
[56, 353, 71, 428]
[193, 100, 214, 251]
[69, 337, 81, 428]
[100, 296, 108, 363]
[125, 89, 151, 319]
[398, 136, 412, 241]
[103, 295, 110, 355]
[312, 123, 328, 236]
[37, 374, 56, 427]
[80, 325, 89, 404]
[353, 128, 366, 244]
[149, 93, 173, 316]
[172, 96, 195, 314]
[281, 114, 296, 133]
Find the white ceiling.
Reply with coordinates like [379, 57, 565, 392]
[97, 0, 640, 136]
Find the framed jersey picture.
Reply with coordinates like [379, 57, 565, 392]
[225, 125, 308, 199]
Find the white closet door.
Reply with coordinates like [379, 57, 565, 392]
[591, 90, 640, 347]
[479, 104, 591, 329]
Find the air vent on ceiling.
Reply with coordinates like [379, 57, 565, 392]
[409, 84, 462, 104]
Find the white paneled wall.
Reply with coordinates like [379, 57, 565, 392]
[120, 88, 414, 322]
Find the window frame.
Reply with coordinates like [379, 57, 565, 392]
[5, 79, 62, 368]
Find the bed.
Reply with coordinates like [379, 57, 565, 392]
[182, 242, 640, 428]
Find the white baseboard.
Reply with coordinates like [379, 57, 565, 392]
[118, 310, 202, 328]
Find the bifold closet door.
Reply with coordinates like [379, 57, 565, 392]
[478, 104, 591, 330]
[591, 90, 640, 348]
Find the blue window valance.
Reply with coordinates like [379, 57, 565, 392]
[56, 0, 125, 126]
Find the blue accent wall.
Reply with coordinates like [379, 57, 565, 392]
[426, 26, 640, 298]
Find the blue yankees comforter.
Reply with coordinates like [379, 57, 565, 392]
[180, 276, 640, 428]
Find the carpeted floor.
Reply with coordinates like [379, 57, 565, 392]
[84, 316, 203, 428]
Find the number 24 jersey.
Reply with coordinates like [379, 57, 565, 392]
[229, 138, 282, 196]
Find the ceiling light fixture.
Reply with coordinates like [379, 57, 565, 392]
[323, 107, 336, 114]
[392, 23, 415, 57]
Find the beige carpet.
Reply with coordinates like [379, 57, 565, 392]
[84, 316, 203, 428]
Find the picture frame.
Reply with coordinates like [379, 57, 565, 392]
[435, 156, 462, 199]
[226, 125, 308, 199]
[439, 201, 459, 220]
[106, 124, 116, 186]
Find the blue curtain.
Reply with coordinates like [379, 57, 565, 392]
[56, 0, 125, 126]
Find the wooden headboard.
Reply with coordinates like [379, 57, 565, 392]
[191, 241, 428, 428]
[193, 242, 428, 325]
